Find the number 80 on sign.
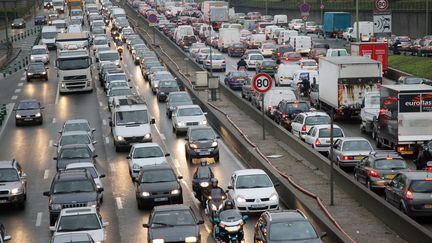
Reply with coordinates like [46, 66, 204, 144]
[252, 73, 273, 93]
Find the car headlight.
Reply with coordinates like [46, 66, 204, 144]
[142, 192, 150, 197]
[116, 136, 124, 141]
[27, 72, 33, 76]
[236, 196, 246, 203]
[61, 82, 65, 88]
[199, 181, 209, 187]
[135, 56, 140, 60]
[87, 201, 98, 208]
[211, 141, 218, 147]
[189, 143, 198, 149]
[50, 203, 62, 210]
[35, 112, 41, 117]
[177, 122, 183, 126]
[30, 56, 36, 61]
[41, 72, 46, 75]
[15, 114, 21, 118]
[202, 120, 207, 125]
[169, 106, 174, 111]
[133, 164, 140, 170]
[11, 187, 23, 195]
[144, 133, 151, 139]
[96, 184, 102, 189]
[185, 236, 197, 243]
[224, 225, 241, 232]
[171, 189, 180, 195]
[152, 239, 164, 243]
[269, 192, 278, 201]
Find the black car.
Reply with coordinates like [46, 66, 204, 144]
[26, 63, 48, 81]
[135, 164, 183, 209]
[273, 100, 310, 131]
[14, 99, 44, 126]
[0, 224, 11, 243]
[254, 210, 326, 243]
[185, 126, 220, 163]
[34, 15, 47, 25]
[228, 43, 246, 57]
[43, 169, 103, 226]
[143, 205, 204, 242]
[272, 45, 294, 60]
[54, 144, 97, 171]
[157, 80, 180, 102]
[11, 18, 26, 29]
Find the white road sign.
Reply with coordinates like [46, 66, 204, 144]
[373, 14, 392, 33]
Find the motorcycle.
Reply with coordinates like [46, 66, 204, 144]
[414, 141, 432, 170]
[205, 189, 227, 224]
[213, 209, 248, 243]
[192, 168, 214, 206]
[297, 83, 311, 98]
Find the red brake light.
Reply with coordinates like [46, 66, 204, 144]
[397, 146, 405, 152]
[315, 138, 321, 146]
[277, 53, 282, 56]
[281, 112, 286, 119]
[260, 67, 264, 70]
[405, 190, 413, 200]
[301, 125, 307, 133]
[426, 167, 432, 171]
[343, 156, 354, 160]
[368, 169, 379, 178]
[267, 105, 272, 110]
[285, 57, 289, 61]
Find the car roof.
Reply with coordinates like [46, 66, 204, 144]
[66, 162, 95, 169]
[52, 232, 93, 242]
[177, 104, 201, 109]
[19, 99, 38, 103]
[234, 169, 266, 176]
[312, 124, 342, 129]
[141, 164, 172, 171]
[265, 210, 307, 222]
[60, 207, 97, 216]
[61, 130, 90, 136]
[132, 143, 162, 149]
[32, 45, 47, 49]
[400, 171, 432, 180]
[153, 204, 191, 212]
[60, 144, 90, 149]
[338, 137, 369, 142]
[64, 119, 90, 124]
[300, 111, 329, 117]
[0, 160, 18, 169]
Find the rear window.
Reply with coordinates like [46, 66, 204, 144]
[374, 159, 407, 170]
[319, 127, 344, 138]
[410, 180, 432, 193]
[287, 102, 309, 111]
[305, 116, 330, 125]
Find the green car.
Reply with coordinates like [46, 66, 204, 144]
[256, 60, 277, 76]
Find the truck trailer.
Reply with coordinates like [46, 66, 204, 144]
[350, 42, 388, 73]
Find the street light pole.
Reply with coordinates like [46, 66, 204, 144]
[427, 0, 430, 36]
[265, 0, 268, 16]
[209, 45, 213, 77]
[330, 109, 335, 206]
[356, 0, 360, 42]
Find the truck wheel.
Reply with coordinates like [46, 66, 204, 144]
[376, 137, 382, 148]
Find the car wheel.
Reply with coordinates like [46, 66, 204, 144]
[49, 214, 56, 226]
[137, 199, 145, 210]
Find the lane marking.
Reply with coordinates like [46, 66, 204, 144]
[115, 197, 123, 209]
[52, 118, 56, 124]
[102, 119, 107, 126]
[160, 133, 166, 140]
[99, 101, 103, 107]
[49, 140, 53, 147]
[14, 89, 21, 93]
[35, 212, 42, 227]
[173, 159, 180, 168]
[18, 82, 24, 87]
[43, 169, 49, 180]
[11, 95, 17, 100]
[55, 83, 60, 105]
[105, 137, 109, 144]
[109, 163, 115, 172]
[20, 77, 25, 81]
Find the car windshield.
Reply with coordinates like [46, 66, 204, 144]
[133, 147, 164, 159]
[99, 52, 119, 61]
[329, 50, 348, 56]
[262, 43, 276, 49]
[302, 61, 316, 66]
[366, 95, 380, 108]
[250, 55, 263, 60]
[287, 53, 301, 58]
[270, 221, 318, 241]
[58, 57, 91, 70]
[318, 127, 344, 138]
[152, 210, 195, 226]
[60, 147, 91, 159]
[190, 129, 215, 140]
[0, 168, 19, 182]
[342, 141, 372, 151]
[262, 61, 275, 67]
[287, 102, 309, 111]
[60, 134, 91, 146]
[64, 122, 90, 133]
[305, 116, 330, 125]
[109, 88, 132, 97]
[211, 55, 224, 60]
[107, 74, 127, 82]
[155, 73, 173, 80]
[200, 48, 210, 54]
[115, 110, 149, 125]
[53, 180, 95, 193]
[18, 101, 39, 110]
[58, 214, 101, 232]
[170, 94, 191, 103]
[177, 107, 203, 116]
[31, 48, 46, 55]
[68, 167, 98, 178]
[235, 174, 272, 189]
[410, 180, 432, 193]
[28, 64, 45, 72]
[404, 77, 423, 84]
[160, 81, 178, 88]
[375, 159, 407, 170]
[94, 39, 108, 45]
[42, 31, 57, 39]
[140, 169, 176, 183]
[230, 72, 248, 78]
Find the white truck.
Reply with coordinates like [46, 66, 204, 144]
[42, 26, 58, 50]
[347, 21, 374, 42]
[217, 28, 240, 52]
[318, 56, 382, 119]
[373, 85, 432, 155]
[52, 0, 64, 13]
[289, 36, 312, 54]
[56, 33, 89, 50]
[360, 91, 380, 133]
[56, 49, 93, 93]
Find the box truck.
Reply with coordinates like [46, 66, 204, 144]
[373, 85, 432, 155]
[218, 28, 240, 52]
[323, 12, 352, 38]
[350, 42, 388, 73]
[318, 56, 382, 118]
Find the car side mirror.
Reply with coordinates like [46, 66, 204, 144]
[320, 232, 327, 239]
[97, 187, 104, 193]
[151, 117, 156, 124]
[128, 79, 131, 82]
[53, 157, 58, 160]
[216, 135, 220, 139]
[49, 226, 56, 232]
[178, 176, 183, 180]
[92, 141, 97, 145]
[53, 144, 58, 147]
[273, 182, 280, 187]
[142, 224, 149, 228]
[109, 121, 113, 127]
[93, 154, 98, 158]
[40, 107, 45, 109]
[165, 153, 170, 157]
[91, 128, 96, 133]
[227, 185, 233, 189]
[21, 173, 27, 180]
[58, 130, 62, 134]
[43, 191, 50, 196]
[3, 235, 11, 241]
[126, 155, 131, 159]
[100, 174, 106, 178]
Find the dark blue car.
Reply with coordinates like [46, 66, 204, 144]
[224, 71, 249, 90]
[34, 15, 47, 25]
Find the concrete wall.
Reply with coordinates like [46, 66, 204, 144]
[232, 5, 432, 38]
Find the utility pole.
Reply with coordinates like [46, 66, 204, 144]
[209, 45, 213, 77]
[427, 0, 430, 36]
[330, 109, 335, 206]
[356, 0, 360, 42]
[2, 1, 10, 47]
[265, 0, 268, 16]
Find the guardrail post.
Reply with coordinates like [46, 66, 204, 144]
[1, 104, 6, 116]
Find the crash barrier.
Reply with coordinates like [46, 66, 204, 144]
[384, 67, 413, 81]
[0, 27, 42, 45]
[0, 104, 7, 125]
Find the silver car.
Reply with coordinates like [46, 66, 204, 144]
[202, 53, 226, 72]
[166, 91, 193, 118]
[0, 160, 27, 209]
[328, 137, 374, 168]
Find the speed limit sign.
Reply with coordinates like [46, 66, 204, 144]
[252, 73, 273, 93]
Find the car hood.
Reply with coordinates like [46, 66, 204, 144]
[235, 187, 275, 198]
[16, 109, 40, 116]
[138, 181, 179, 193]
[169, 101, 193, 109]
[132, 157, 166, 167]
[114, 124, 150, 136]
[55, 229, 104, 242]
[189, 140, 214, 148]
[57, 158, 94, 170]
[176, 115, 206, 123]
[149, 225, 198, 242]
[51, 191, 98, 204]
[0, 181, 22, 191]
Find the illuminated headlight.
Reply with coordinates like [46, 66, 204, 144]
[35, 112, 41, 117]
[61, 82, 65, 88]
[223, 225, 241, 232]
[152, 239, 164, 243]
[199, 181, 209, 187]
[50, 203, 62, 210]
[41, 71, 46, 75]
[169, 106, 174, 111]
[177, 122, 184, 126]
[27, 72, 33, 76]
[30, 56, 36, 61]
[116, 61, 121, 67]
[154, 83, 159, 88]
[116, 136, 124, 141]
[202, 120, 207, 125]
[135, 56, 140, 60]
[185, 237, 197, 243]
[211, 141, 218, 147]
[11, 187, 24, 195]
[170, 189, 180, 195]
[211, 203, 223, 211]
[15, 114, 21, 118]
[96, 184, 102, 189]
[142, 192, 150, 197]
[269, 192, 278, 201]
[144, 133, 151, 139]
[132, 164, 140, 170]
[236, 196, 246, 203]
[87, 201, 98, 208]
[189, 143, 198, 149]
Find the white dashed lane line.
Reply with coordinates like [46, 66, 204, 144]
[52, 118, 56, 124]
[49, 140, 53, 147]
[14, 89, 21, 93]
[105, 137, 109, 144]
[43, 169, 49, 180]
[116, 197, 123, 209]
[35, 212, 42, 227]
[11, 96, 17, 100]
[17, 82, 23, 87]
[102, 119, 107, 126]
[20, 77, 25, 81]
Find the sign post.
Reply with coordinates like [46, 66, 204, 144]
[299, 3, 311, 27]
[147, 13, 158, 45]
[252, 73, 273, 140]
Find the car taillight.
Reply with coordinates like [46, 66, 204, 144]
[426, 167, 432, 171]
[343, 156, 354, 160]
[315, 138, 321, 146]
[368, 170, 379, 178]
[277, 53, 282, 56]
[405, 190, 413, 200]
[206, 61, 211, 64]
[397, 146, 406, 153]
[267, 105, 272, 110]
[285, 57, 289, 61]
[301, 125, 307, 133]
[260, 67, 264, 70]
[281, 112, 286, 119]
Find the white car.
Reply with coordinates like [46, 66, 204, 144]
[304, 124, 345, 153]
[274, 63, 301, 86]
[127, 143, 169, 179]
[67, 24, 82, 33]
[107, 86, 134, 108]
[172, 105, 207, 135]
[202, 54, 226, 72]
[228, 169, 279, 213]
[59, 119, 96, 139]
[92, 36, 110, 54]
[246, 53, 264, 70]
[30, 45, 49, 64]
[50, 207, 108, 242]
[54, 131, 97, 154]
[291, 112, 331, 140]
[65, 162, 106, 192]
[299, 59, 318, 71]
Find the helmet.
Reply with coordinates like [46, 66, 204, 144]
[211, 178, 218, 187]
[200, 159, 207, 166]
[225, 200, 234, 210]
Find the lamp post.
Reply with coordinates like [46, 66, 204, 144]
[356, 0, 360, 42]
[265, 0, 268, 16]
[209, 45, 213, 77]
[427, 0, 430, 36]
[330, 109, 335, 206]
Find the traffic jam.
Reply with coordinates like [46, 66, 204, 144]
[1, 0, 432, 242]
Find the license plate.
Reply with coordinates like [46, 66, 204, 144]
[200, 151, 211, 155]
[0, 200, 8, 203]
[251, 204, 265, 208]
[154, 197, 168, 202]
[385, 174, 396, 180]
[424, 204, 432, 209]
[354, 156, 364, 160]
[24, 118, 33, 121]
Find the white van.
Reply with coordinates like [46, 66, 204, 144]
[349, 21, 374, 42]
[262, 87, 296, 116]
[218, 28, 240, 52]
[42, 26, 58, 49]
[273, 15, 288, 26]
[292, 70, 319, 87]
[278, 30, 298, 45]
[249, 34, 266, 49]
[229, 24, 243, 30]
[289, 36, 312, 54]
[264, 25, 279, 38]
[326, 48, 349, 57]
[51, 19, 67, 33]
[275, 63, 302, 86]
[174, 25, 194, 44]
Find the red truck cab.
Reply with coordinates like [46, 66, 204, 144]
[350, 42, 388, 73]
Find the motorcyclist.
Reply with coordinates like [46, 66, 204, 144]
[204, 178, 226, 210]
[192, 159, 214, 201]
[193, 159, 214, 179]
[237, 58, 247, 71]
[298, 77, 311, 97]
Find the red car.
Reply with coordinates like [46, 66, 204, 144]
[282, 52, 302, 62]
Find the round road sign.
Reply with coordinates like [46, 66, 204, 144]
[302, 15, 309, 22]
[148, 13, 158, 23]
[299, 3, 311, 13]
[375, 0, 389, 11]
[252, 73, 273, 93]
[320, 4, 325, 10]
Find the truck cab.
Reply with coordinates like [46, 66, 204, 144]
[57, 49, 93, 93]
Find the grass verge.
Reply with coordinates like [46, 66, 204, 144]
[388, 55, 432, 80]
